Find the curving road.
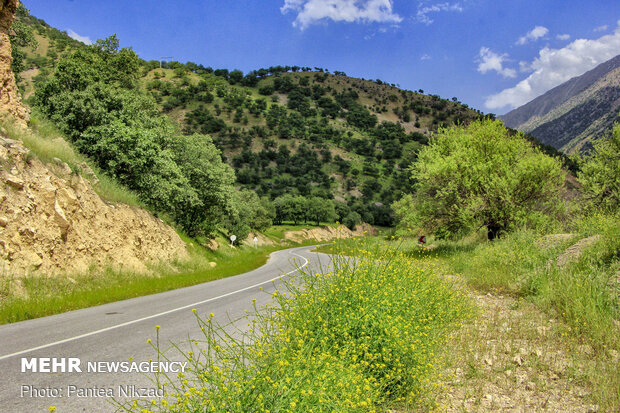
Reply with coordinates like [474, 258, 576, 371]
[0, 245, 332, 412]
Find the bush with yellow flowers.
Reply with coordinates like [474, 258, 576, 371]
[122, 245, 471, 412]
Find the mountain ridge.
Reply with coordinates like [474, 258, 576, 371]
[502, 54, 620, 153]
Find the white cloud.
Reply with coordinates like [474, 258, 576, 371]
[420, 53, 431, 60]
[416, 2, 463, 25]
[516, 26, 548, 45]
[519, 60, 531, 72]
[556, 34, 570, 41]
[485, 20, 620, 110]
[594, 24, 608, 32]
[66, 29, 92, 45]
[281, 0, 402, 30]
[477, 47, 517, 78]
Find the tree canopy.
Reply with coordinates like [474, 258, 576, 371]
[578, 122, 620, 212]
[394, 119, 565, 239]
[34, 36, 237, 236]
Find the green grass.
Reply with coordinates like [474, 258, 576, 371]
[443, 215, 619, 351]
[1, 114, 142, 206]
[318, 212, 620, 410]
[321, 216, 619, 349]
[121, 243, 472, 412]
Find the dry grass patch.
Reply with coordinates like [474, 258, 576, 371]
[425, 291, 611, 412]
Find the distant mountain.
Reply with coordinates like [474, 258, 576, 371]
[502, 54, 620, 153]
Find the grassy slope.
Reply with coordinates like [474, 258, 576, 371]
[2, 113, 143, 206]
[317, 214, 620, 410]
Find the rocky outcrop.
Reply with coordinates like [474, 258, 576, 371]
[0, 0, 29, 127]
[243, 232, 275, 247]
[0, 135, 188, 276]
[283, 223, 377, 243]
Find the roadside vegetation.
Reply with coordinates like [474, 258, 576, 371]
[317, 211, 619, 410]
[314, 123, 620, 410]
[0, 230, 325, 325]
[122, 245, 472, 412]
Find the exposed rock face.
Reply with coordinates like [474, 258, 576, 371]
[0, 135, 188, 276]
[0, 0, 29, 127]
[283, 223, 377, 243]
[243, 232, 275, 247]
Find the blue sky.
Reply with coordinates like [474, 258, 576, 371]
[22, 1, 620, 114]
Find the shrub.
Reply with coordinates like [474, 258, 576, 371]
[125, 246, 470, 412]
[399, 119, 565, 240]
[578, 123, 620, 212]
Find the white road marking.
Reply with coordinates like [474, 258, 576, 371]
[0, 251, 310, 361]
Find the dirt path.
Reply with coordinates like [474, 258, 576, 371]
[429, 291, 603, 412]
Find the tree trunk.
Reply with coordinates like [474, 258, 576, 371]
[487, 223, 502, 240]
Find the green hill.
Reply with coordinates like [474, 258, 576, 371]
[139, 65, 484, 209]
[11, 4, 569, 230]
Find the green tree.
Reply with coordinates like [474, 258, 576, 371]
[273, 194, 307, 225]
[343, 211, 362, 230]
[168, 133, 237, 235]
[9, 6, 38, 81]
[35, 35, 140, 109]
[306, 197, 337, 226]
[78, 120, 201, 222]
[398, 119, 565, 240]
[578, 123, 620, 212]
[228, 190, 275, 233]
[34, 35, 237, 236]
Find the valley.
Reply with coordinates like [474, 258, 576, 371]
[0, 1, 618, 412]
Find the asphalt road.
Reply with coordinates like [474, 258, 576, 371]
[0, 245, 332, 412]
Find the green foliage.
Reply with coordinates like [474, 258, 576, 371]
[226, 189, 276, 237]
[273, 194, 308, 225]
[35, 36, 140, 109]
[77, 120, 201, 222]
[126, 246, 470, 412]
[399, 120, 565, 239]
[9, 18, 38, 80]
[306, 196, 337, 226]
[168, 133, 237, 235]
[2, 113, 142, 206]
[34, 36, 237, 236]
[578, 122, 620, 212]
[345, 104, 378, 130]
[343, 211, 362, 230]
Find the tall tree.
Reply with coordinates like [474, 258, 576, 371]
[578, 123, 620, 212]
[396, 119, 565, 239]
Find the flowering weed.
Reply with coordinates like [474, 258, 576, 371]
[122, 245, 471, 412]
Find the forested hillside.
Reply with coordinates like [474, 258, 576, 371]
[10, 4, 568, 236]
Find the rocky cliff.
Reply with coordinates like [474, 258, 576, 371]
[0, 132, 188, 276]
[0, 0, 28, 127]
[0, 1, 188, 277]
